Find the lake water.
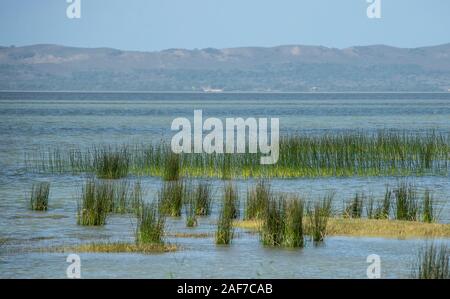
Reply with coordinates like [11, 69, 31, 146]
[0, 92, 449, 278]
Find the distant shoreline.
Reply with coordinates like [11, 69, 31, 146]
[1, 90, 449, 94]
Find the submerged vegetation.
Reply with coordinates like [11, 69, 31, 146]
[411, 243, 449, 279]
[25, 131, 450, 178]
[29, 182, 50, 211]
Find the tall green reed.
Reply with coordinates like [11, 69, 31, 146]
[344, 193, 364, 218]
[193, 182, 212, 216]
[308, 193, 333, 243]
[215, 184, 238, 245]
[136, 202, 165, 244]
[94, 146, 130, 179]
[394, 181, 419, 221]
[245, 180, 271, 220]
[29, 182, 50, 211]
[411, 243, 449, 279]
[158, 180, 184, 217]
[162, 152, 181, 181]
[77, 179, 112, 226]
[26, 131, 450, 179]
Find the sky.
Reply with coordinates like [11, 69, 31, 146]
[0, 0, 449, 51]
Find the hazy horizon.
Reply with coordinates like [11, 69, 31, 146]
[3, 41, 450, 53]
[1, 0, 450, 51]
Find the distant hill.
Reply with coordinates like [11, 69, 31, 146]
[1, 43, 450, 91]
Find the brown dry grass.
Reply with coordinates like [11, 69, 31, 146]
[52, 242, 177, 254]
[166, 232, 211, 238]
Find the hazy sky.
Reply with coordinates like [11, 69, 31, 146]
[0, 0, 449, 51]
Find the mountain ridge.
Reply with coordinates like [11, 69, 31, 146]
[1, 43, 450, 91]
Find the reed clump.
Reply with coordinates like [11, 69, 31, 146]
[29, 182, 50, 211]
[215, 183, 238, 245]
[259, 194, 305, 248]
[193, 182, 212, 216]
[308, 194, 333, 243]
[77, 179, 112, 226]
[109, 180, 144, 214]
[223, 183, 239, 219]
[344, 193, 364, 218]
[136, 203, 165, 244]
[422, 190, 436, 223]
[394, 182, 419, 221]
[93, 146, 130, 179]
[260, 196, 286, 247]
[215, 212, 233, 245]
[109, 180, 129, 214]
[373, 187, 392, 219]
[245, 180, 271, 220]
[158, 180, 184, 217]
[185, 198, 198, 228]
[162, 152, 181, 181]
[411, 243, 449, 279]
[130, 180, 143, 214]
[284, 197, 305, 248]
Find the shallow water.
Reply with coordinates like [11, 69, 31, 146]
[0, 92, 449, 278]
